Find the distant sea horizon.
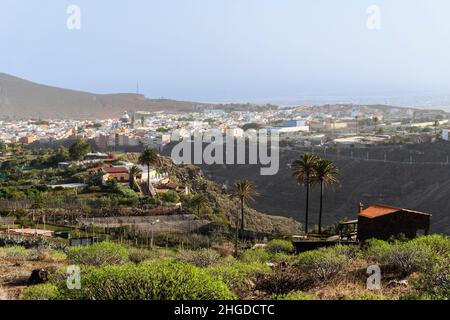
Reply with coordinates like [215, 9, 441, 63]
[200, 94, 450, 112]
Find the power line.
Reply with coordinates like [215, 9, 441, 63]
[299, 147, 450, 166]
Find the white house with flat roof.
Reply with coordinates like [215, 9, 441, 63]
[442, 129, 449, 141]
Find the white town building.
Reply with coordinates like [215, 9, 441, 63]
[442, 129, 449, 141]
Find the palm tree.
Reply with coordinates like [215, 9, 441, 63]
[138, 148, 159, 194]
[313, 159, 339, 234]
[129, 165, 142, 190]
[373, 116, 379, 134]
[434, 120, 440, 136]
[292, 152, 319, 234]
[10, 143, 20, 154]
[233, 179, 257, 234]
[190, 194, 209, 217]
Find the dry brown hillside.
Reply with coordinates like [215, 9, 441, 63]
[162, 141, 450, 235]
[0, 73, 205, 119]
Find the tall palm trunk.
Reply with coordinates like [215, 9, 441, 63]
[318, 180, 324, 234]
[305, 175, 310, 234]
[129, 176, 134, 189]
[147, 162, 151, 193]
[234, 209, 239, 257]
[240, 197, 244, 233]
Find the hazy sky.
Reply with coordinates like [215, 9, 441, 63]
[2, 0, 450, 102]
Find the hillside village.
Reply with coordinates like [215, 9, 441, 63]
[2, 0, 450, 309]
[0, 130, 448, 300]
[0, 104, 448, 301]
[1, 103, 449, 152]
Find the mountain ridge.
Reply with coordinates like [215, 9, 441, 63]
[0, 73, 206, 119]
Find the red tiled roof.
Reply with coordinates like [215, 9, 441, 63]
[359, 204, 400, 218]
[359, 204, 431, 219]
[88, 166, 129, 174]
[103, 167, 129, 174]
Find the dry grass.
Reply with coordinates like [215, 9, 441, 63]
[0, 248, 67, 300]
[308, 259, 412, 300]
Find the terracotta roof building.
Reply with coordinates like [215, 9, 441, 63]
[88, 166, 130, 184]
[357, 203, 431, 241]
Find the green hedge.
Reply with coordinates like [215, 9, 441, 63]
[297, 249, 347, 282]
[66, 242, 129, 266]
[364, 235, 450, 276]
[24, 261, 236, 300]
[409, 263, 450, 300]
[266, 239, 294, 254]
[177, 248, 221, 267]
[207, 260, 271, 295]
[22, 283, 63, 300]
[273, 290, 316, 300]
[239, 248, 272, 264]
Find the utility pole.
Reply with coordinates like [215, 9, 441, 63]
[150, 219, 160, 249]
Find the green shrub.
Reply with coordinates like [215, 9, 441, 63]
[27, 247, 66, 262]
[49, 250, 67, 262]
[266, 239, 294, 254]
[271, 252, 297, 266]
[128, 248, 177, 264]
[297, 249, 347, 282]
[177, 249, 221, 267]
[273, 290, 316, 300]
[161, 191, 180, 204]
[207, 260, 271, 295]
[128, 248, 157, 264]
[254, 266, 306, 295]
[128, 248, 158, 264]
[409, 262, 450, 300]
[62, 261, 235, 300]
[365, 237, 443, 276]
[22, 284, 62, 300]
[240, 248, 271, 264]
[400, 291, 434, 300]
[364, 239, 392, 262]
[345, 292, 389, 300]
[86, 185, 101, 193]
[27, 247, 51, 261]
[67, 242, 129, 266]
[0, 246, 29, 259]
[385, 242, 433, 276]
[328, 244, 361, 259]
[409, 235, 450, 259]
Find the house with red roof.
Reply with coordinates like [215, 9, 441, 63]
[88, 166, 130, 184]
[357, 203, 431, 241]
